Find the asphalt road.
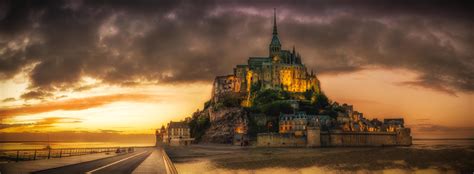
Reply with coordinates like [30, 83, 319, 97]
[33, 148, 153, 174]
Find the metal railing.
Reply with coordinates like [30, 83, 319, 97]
[0, 147, 131, 162]
[161, 148, 178, 174]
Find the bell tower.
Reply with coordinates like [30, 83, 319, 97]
[269, 8, 281, 58]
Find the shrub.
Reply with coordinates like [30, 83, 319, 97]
[315, 92, 329, 109]
[204, 100, 211, 109]
[253, 89, 283, 106]
[218, 93, 242, 108]
[189, 114, 210, 142]
[247, 114, 279, 136]
[245, 105, 261, 114]
[261, 101, 293, 117]
[304, 89, 315, 101]
[250, 81, 262, 93]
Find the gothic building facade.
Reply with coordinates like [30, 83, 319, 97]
[212, 9, 321, 105]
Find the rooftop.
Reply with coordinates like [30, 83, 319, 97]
[168, 121, 189, 129]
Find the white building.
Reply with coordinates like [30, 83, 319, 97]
[158, 121, 194, 146]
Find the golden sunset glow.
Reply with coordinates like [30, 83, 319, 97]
[2, 2, 473, 174]
[0, 75, 212, 135]
[0, 1, 472, 143]
[1, 68, 472, 139]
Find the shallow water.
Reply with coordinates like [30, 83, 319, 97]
[0, 141, 153, 150]
[172, 139, 473, 174]
[411, 139, 474, 149]
[175, 160, 457, 174]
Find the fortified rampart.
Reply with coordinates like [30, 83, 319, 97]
[257, 133, 306, 147]
[257, 128, 412, 147]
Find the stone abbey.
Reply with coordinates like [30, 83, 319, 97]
[212, 9, 320, 105]
[163, 9, 412, 148]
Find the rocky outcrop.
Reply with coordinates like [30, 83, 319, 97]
[200, 107, 248, 144]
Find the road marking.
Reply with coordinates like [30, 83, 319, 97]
[162, 154, 170, 174]
[85, 151, 148, 174]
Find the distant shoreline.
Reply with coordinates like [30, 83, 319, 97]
[0, 141, 73, 143]
[0, 141, 155, 144]
[412, 138, 474, 140]
[2, 138, 473, 143]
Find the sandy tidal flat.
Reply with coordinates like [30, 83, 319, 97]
[165, 141, 474, 174]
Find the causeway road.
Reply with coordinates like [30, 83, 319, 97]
[32, 148, 153, 174]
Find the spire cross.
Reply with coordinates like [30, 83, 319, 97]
[273, 8, 278, 35]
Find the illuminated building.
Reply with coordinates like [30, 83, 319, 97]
[159, 121, 194, 146]
[212, 9, 321, 105]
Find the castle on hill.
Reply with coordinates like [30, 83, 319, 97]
[159, 9, 412, 148]
[212, 9, 320, 106]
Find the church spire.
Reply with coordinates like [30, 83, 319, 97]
[272, 8, 278, 35]
[269, 8, 281, 57]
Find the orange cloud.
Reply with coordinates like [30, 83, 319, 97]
[0, 94, 160, 118]
[34, 117, 81, 128]
[0, 117, 82, 131]
[0, 131, 155, 144]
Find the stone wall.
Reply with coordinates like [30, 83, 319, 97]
[306, 127, 321, 147]
[320, 131, 397, 147]
[257, 128, 412, 147]
[395, 128, 412, 146]
[257, 133, 306, 147]
[169, 139, 192, 146]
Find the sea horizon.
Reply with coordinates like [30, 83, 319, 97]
[1, 139, 473, 151]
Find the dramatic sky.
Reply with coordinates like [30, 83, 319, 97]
[0, 0, 473, 141]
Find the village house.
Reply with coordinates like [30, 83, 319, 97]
[279, 112, 333, 136]
[156, 121, 194, 146]
[383, 118, 405, 132]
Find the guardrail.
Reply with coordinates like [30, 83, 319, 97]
[0, 147, 134, 162]
[161, 148, 178, 174]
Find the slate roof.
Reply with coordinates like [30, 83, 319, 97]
[168, 121, 189, 129]
[248, 57, 271, 68]
[270, 35, 281, 46]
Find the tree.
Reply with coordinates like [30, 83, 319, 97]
[189, 113, 210, 142]
[261, 101, 293, 117]
[247, 115, 267, 136]
[220, 93, 242, 107]
[203, 100, 211, 109]
[299, 100, 318, 115]
[315, 92, 329, 109]
[253, 89, 282, 106]
[281, 90, 292, 100]
[250, 81, 262, 93]
[304, 89, 314, 101]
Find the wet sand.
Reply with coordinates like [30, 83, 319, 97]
[165, 143, 474, 173]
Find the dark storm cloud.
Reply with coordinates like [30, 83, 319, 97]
[20, 90, 53, 100]
[0, 0, 472, 98]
